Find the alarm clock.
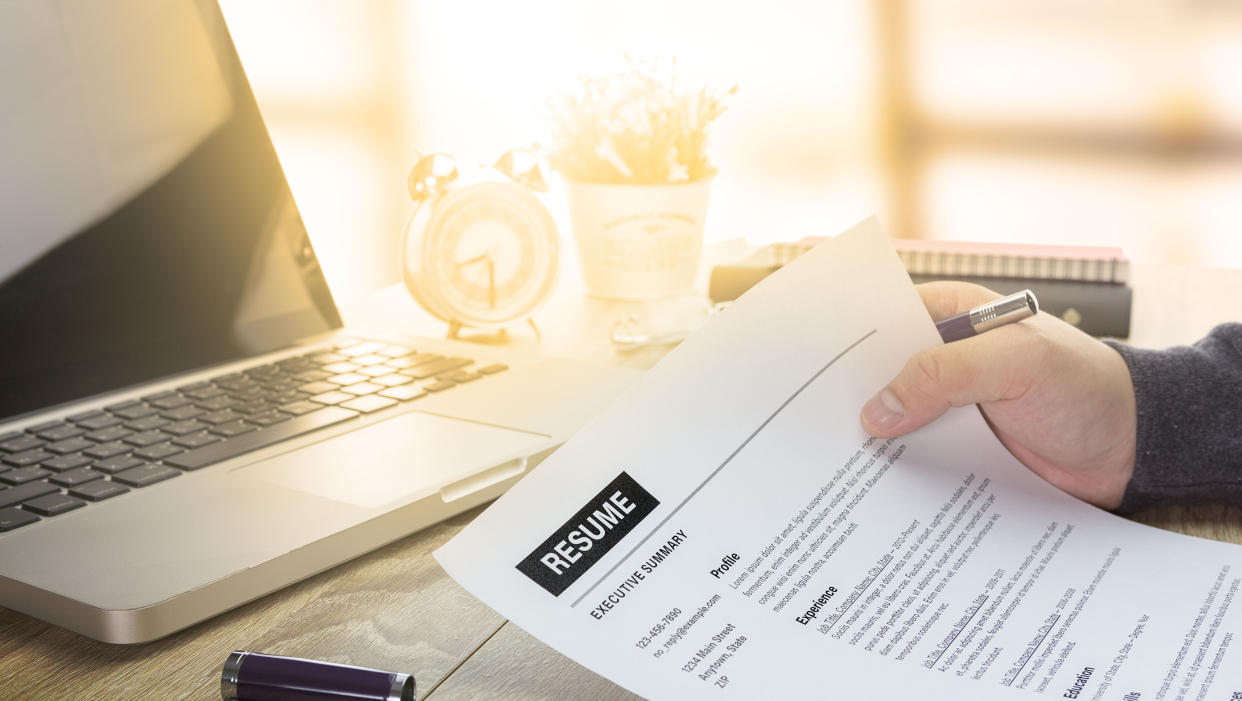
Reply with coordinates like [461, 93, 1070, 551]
[401, 149, 559, 339]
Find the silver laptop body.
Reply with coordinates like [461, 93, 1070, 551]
[0, 0, 635, 643]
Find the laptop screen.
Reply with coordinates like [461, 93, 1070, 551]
[0, 1, 342, 423]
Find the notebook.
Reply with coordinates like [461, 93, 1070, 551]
[0, 0, 636, 643]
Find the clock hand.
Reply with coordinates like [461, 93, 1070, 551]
[454, 253, 489, 269]
[487, 258, 496, 309]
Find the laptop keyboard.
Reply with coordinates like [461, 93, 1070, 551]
[0, 339, 508, 533]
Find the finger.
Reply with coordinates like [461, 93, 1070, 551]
[916, 281, 1002, 321]
[860, 329, 1029, 437]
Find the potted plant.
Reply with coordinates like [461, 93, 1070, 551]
[544, 58, 734, 300]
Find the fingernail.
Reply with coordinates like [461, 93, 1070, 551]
[862, 389, 904, 429]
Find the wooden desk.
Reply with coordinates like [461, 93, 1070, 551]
[3, 258, 1242, 700]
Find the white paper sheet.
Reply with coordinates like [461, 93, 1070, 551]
[436, 219, 1242, 699]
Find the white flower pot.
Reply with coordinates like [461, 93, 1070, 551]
[564, 178, 712, 300]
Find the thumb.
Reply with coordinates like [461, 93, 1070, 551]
[860, 335, 1025, 437]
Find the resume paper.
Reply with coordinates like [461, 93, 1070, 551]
[435, 219, 1242, 699]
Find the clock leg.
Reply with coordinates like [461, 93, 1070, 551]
[446, 320, 514, 344]
[447, 319, 464, 340]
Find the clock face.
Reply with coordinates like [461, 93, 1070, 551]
[404, 181, 558, 329]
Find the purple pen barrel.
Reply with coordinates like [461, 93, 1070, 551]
[222, 651, 414, 701]
[935, 312, 978, 343]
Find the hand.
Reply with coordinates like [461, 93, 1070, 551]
[859, 281, 1137, 509]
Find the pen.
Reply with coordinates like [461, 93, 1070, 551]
[934, 289, 1039, 343]
[222, 651, 415, 701]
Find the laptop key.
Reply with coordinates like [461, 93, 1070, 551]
[264, 391, 305, 405]
[185, 386, 227, 400]
[372, 373, 412, 387]
[112, 464, 181, 488]
[210, 420, 256, 438]
[233, 399, 274, 415]
[278, 400, 322, 416]
[350, 354, 388, 366]
[246, 363, 283, 378]
[216, 377, 257, 392]
[197, 395, 241, 411]
[74, 413, 123, 430]
[378, 385, 427, 402]
[161, 405, 205, 421]
[478, 363, 509, 375]
[341, 381, 382, 396]
[84, 426, 132, 442]
[163, 419, 209, 436]
[165, 406, 359, 471]
[322, 362, 361, 375]
[200, 409, 245, 425]
[384, 355, 420, 369]
[327, 372, 367, 386]
[68, 409, 106, 422]
[22, 493, 87, 517]
[244, 410, 290, 427]
[0, 507, 39, 532]
[358, 365, 395, 378]
[423, 379, 457, 393]
[172, 431, 220, 449]
[111, 403, 159, 420]
[3, 449, 54, 467]
[1, 467, 51, 485]
[43, 437, 95, 455]
[443, 370, 482, 384]
[290, 370, 330, 385]
[92, 455, 146, 474]
[230, 387, 266, 401]
[42, 453, 95, 472]
[48, 467, 105, 487]
[148, 394, 192, 410]
[69, 480, 130, 502]
[0, 435, 45, 453]
[406, 352, 445, 366]
[132, 442, 183, 461]
[262, 379, 301, 393]
[124, 415, 168, 431]
[401, 357, 472, 380]
[298, 381, 339, 395]
[83, 441, 132, 459]
[124, 430, 171, 447]
[35, 423, 86, 441]
[309, 390, 353, 405]
[0, 480, 59, 509]
[339, 395, 397, 414]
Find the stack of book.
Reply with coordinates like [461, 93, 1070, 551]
[708, 237, 1133, 337]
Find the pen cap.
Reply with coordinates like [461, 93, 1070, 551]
[969, 289, 1039, 333]
[222, 651, 414, 701]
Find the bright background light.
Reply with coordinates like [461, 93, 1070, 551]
[219, 0, 1242, 305]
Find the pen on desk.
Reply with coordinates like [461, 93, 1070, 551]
[222, 651, 415, 701]
[934, 289, 1039, 343]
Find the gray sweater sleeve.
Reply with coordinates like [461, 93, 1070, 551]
[1104, 323, 1242, 513]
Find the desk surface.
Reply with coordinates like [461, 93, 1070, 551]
[3, 258, 1242, 700]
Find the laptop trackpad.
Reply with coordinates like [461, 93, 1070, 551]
[236, 411, 550, 508]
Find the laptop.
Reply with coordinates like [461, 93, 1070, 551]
[0, 0, 637, 643]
